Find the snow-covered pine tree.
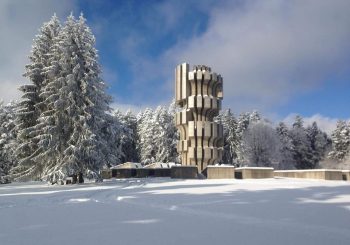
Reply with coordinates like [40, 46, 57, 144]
[236, 112, 250, 165]
[136, 104, 178, 165]
[328, 120, 350, 162]
[32, 14, 111, 182]
[0, 102, 17, 183]
[99, 111, 127, 168]
[276, 122, 295, 169]
[114, 110, 139, 163]
[290, 115, 314, 169]
[306, 121, 331, 166]
[137, 108, 155, 164]
[236, 112, 250, 137]
[292, 115, 304, 128]
[249, 110, 261, 124]
[11, 15, 61, 180]
[153, 104, 178, 163]
[215, 109, 239, 165]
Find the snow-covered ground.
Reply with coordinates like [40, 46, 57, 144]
[1, 178, 350, 245]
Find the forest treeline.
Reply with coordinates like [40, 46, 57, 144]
[0, 14, 349, 183]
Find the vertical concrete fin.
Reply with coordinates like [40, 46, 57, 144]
[175, 63, 223, 171]
[181, 63, 189, 100]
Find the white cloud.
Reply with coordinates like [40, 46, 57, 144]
[282, 113, 348, 134]
[79, 0, 350, 117]
[3, 0, 350, 122]
[0, 0, 76, 103]
[160, 0, 350, 113]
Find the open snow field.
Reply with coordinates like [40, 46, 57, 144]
[1, 178, 350, 245]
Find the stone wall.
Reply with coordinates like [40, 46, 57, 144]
[342, 170, 350, 181]
[112, 168, 137, 178]
[100, 166, 349, 181]
[206, 166, 235, 179]
[100, 169, 112, 179]
[171, 166, 198, 179]
[235, 167, 274, 179]
[274, 169, 343, 180]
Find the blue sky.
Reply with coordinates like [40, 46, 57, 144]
[1, 0, 350, 132]
[77, 0, 213, 109]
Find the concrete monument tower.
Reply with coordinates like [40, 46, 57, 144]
[175, 63, 223, 172]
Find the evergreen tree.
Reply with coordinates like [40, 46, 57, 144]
[113, 109, 138, 164]
[293, 115, 304, 128]
[216, 109, 239, 165]
[306, 122, 331, 166]
[249, 110, 261, 124]
[236, 112, 250, 165]
[290, 115, 314, 169]
[236, 112, 250, 137]
[30, 14, 111, 182]
[0, 102, 17, 183]
[328, 120, 350, 162]
[137, 104, 178, 165]
[99, 112, 128, 168]
[153, 105, 178, 163]
[137, 108, 155, 164]
[121, 110, 139, 162]
[276, 122, 295, 169]
[12, 15, 61, 180]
